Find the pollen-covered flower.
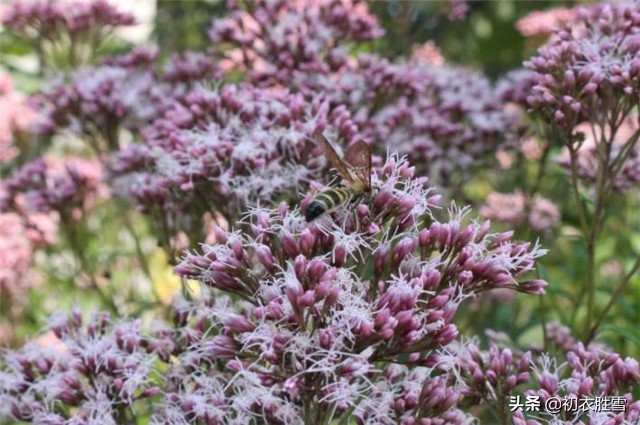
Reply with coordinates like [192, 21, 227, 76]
[208, 0, 384, 86]
[110, 84, 358, 251]
[170, 155, 547, 423]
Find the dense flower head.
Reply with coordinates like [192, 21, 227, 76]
[208, 0, 384, 86]
[110, 83, 359, 248]
[1, 0, 137, 73]
[0, 311, 159, 424]
[100, 45, 159, 70]
[34, 61, 170, 151]
[323, 54, 521, 186]
[495, 68, 537, 107]
[524, 2, 640, 130]
[169, 155, 547, 422]
[1, 157, 103, 221]
[480, 190, 561, 235]
[440, 332, 640, 425]
[556, 117, 640, 193]
[162, 51, 223, 90]
[0, 72, 37, 165]
[521, 344, 640, 424]
[445, 340, 532, 405]
[1, 0, 136, 41]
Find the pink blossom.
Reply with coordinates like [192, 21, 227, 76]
[0, 213, 36, 300]
[516, 6, 577, 38]
[1, 312, 159, 423]
[209, 0, 384, 86]
[410, 41, 445, 66]
[556, 117, 640, 192]
[34, 62, 170, 151]
[0, 72, 36, 164]
[1, 157, 104, 221]
[480, 190, 561, 235]
[167, 155, 547, 422]
[524, 2, 640, 131]
[110, 84, 358, 250]
[1, 0, 137, 72]
[325, 54, 520, 187]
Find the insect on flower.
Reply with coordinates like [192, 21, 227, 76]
[305, 133, 373, 222]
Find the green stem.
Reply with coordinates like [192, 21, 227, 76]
[586, 255, 640, 345]
[61, 213, 120, 315]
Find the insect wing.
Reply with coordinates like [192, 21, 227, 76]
[314, 133, 355, 185]
[344, 140, 372, 190]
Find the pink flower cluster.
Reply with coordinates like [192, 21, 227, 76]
[209, 0, 384, 86]
[1, 157, 103, 222]
[524, 2, 640, 131]
[516, 6, 578, 38]
[325, 54, 520, 186]
[0, 72, 36, 165]
[1, 0, 136, 46]
[0, 213, 37, 306]
[34, 61, 168, 152]
[480, 190, 561, 235]
[34, 47, 225, 153]
[439, 329, 640, 425]
[0, 311, 159, 423]
[110, 84, 358, 249]
[169, 155, 546, 423]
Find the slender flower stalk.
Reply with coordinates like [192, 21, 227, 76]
[1, 0, 137, 74]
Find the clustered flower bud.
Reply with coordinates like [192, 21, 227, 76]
[0, 311, 159, 423]
[34, 62, 168, 152]
[110, 83, 358, 250]
[323, 54, 521, 187]
[209, 0, 384, 86]
[1, 157, 103, 222]
[524, 2, 640, 132]
[168, 155, 547, 422]
[439, 325, 640, 425]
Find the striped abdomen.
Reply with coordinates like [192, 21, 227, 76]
[305, 187, 356, 222]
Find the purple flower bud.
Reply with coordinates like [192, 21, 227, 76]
[256, 245, 276, 272]
[300, 228, 316, 256]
